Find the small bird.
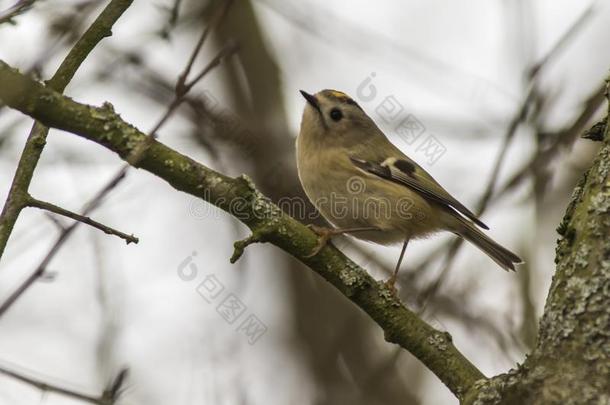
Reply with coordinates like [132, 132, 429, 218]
[296, 89, 522, 288]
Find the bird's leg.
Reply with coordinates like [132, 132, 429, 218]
[385, 238, 409, 292]
[305, 225, 379, 257]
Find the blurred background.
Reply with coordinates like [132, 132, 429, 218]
[0, 0, 608, 404]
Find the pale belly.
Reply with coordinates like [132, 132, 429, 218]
[297, 155, 447, 245]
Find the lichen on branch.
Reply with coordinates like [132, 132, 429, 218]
[0, 59, 485, 399]
[464, 90, 610, 405]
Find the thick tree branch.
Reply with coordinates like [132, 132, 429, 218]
[0, 0, 134, 260]
[464, 87, 610, 404]
[1, 0, 230, 315]
[0, 60, 485, 399]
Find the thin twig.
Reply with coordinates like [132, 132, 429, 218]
[0, 0, 234, 316]
[101, 368, 129, 403]
[500, 84, 606, 196]
[175, 0, 234, 95]
[97, 41, 239, 241]
[185, 41, 239, 90]
[0, 0, 135, 260]
[0, 364, 127, 405]
[0, 170, 127, 316]
[0, 0, 37, 25]
[42, 211, 68, 231]
[27, 198, 138, 244]
[100, 0, 237, 192]
[169, 0, 184, 26]
[412, 6, 598, 307]
[160, 0, 184, 37]
[146, 41, 239, 141]
[527, 2, 597, 78]
[0, 62, 487, 397]
[411, 83, 605, 294]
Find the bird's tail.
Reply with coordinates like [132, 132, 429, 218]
[452, 219, 522, 271]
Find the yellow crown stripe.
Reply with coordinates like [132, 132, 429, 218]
[329, 90, 348, 99]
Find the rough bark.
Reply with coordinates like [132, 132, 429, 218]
[1, 59, 609, 404]
[0, 0, 134, 257]
[463, 108, 610, 403]
[0, 60, 485, 400]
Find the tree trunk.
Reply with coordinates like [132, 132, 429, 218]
[0, 58, 608, 405]
[465, 109, 610, 404]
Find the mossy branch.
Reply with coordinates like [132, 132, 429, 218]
[464, 85, 610, 404]
[231, 231, 265, 263]
[0, 0, 134, 259]
[0, 60, 485, 399]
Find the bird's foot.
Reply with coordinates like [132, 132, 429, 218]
[305, 225, 380, 257]
[305, 225, 337, 258]
[384, 275, 398, 295]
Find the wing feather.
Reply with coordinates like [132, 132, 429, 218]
[350, 156, 489, 230]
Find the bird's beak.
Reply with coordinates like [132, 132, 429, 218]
[300, 90, 321, 113]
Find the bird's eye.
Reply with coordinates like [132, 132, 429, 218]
[329, 108, 343, 121]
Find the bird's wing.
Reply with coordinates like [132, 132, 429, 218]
[349, 156, 489, 229]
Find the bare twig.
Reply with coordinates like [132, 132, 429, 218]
[27, 198, 138, 244]
[0, 364, 128, 405]
[185, 41, 239, 93]
[500, 84, 606, 195]
[42, 211, 68, 231]
[0, 63, 487, 397]
[146, 40, 239, 141]
[90, 0, 237, 212]
[411, 83, 604, 302]
[0, 0, 135, 260]
[0, 170, 127, 316]
[101, 368, 129, 403]
[412, 6, 599, 307]
[0, 0, 234, 316]
[159, 0, 184, 37]
[175, 0, 234, 95]
[527, 2, 597, 78]
[0, 0, 37, 25]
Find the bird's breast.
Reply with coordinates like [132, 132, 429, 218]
[296, 149, 444, 243]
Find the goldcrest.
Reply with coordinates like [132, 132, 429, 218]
[296, 89, 522, 286]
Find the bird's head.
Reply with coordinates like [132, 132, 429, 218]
[299, 89, 380, 148]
